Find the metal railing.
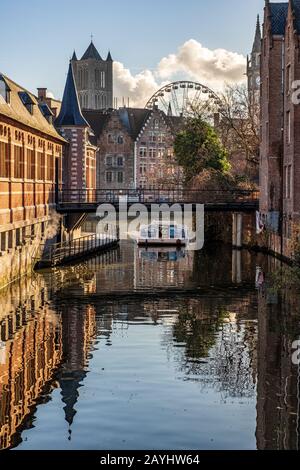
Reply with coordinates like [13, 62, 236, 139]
[36, 232, 118, 268]
[58, 188, 259, 206]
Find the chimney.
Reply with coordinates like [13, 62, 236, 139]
[37, 88, 47, 102]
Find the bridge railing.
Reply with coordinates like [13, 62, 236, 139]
[58, 188, 259, 205]
[35, 232, 118, 268]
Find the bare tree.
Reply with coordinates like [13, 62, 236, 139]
[216, 84, 260, 167]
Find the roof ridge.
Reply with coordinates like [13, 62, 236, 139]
[1, 73, 38, 101]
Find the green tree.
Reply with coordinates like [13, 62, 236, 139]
[174, 116, 230, 182]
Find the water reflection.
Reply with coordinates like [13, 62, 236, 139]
[0, 278, 62, 450]
[0, 242, 299, 450]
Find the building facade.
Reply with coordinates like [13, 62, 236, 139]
[135, 108, 183, 189]
[72, 41, 113, 111]
[83, 108, 136, 190]
[84, 107, 183, 191]
[259, 0, 300, 258]
[0, 73, 65, 289]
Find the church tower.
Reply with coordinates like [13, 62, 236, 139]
[72, 40, 113, 111]
[55, 62, 97, 196]
[247, 15, 261, 108]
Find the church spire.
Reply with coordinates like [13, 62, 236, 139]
[71, 50, 77, 61]
[252, 15, 261, 53]
[55, 62, 89, 127]
[106, 51, 113, 62]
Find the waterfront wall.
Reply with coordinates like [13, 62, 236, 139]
[0, 215, 61, 290]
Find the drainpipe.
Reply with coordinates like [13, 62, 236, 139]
[134, 141, 137, 190]
[280, 36, 285, 258]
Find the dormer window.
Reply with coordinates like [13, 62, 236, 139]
[0, 75, 11, 104]
[39, 103, 54, 124]
[19, 91, 34, 114]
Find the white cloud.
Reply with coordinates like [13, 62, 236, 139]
[114, 39, 246, 108]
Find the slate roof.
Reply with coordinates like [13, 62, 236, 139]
[83, 107, 185, 142]
[268, 2, 289, 35]
[55, 62, 89, 127]
[120, 108, 152, 140]
[106, 51, 113, 62]
[292, 0, 300, 33]
[81, 41, 102, 61]
[71, 50, 77, 61]
[0, 73, 65, 142]
[39, 103, 54, 118]
[82, 110, 111, 140]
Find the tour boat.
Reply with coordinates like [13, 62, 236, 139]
[137, 221, 189, 246]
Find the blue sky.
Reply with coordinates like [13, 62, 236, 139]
[0, 0, 266, 100]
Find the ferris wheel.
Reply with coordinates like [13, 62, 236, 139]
[145, 81, 221, 117]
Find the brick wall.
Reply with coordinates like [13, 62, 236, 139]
[0, 115, 63, 288]
[97, 113, 135, 190]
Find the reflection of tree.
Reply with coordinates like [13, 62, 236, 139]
[172, 304, 257, 400]
[173, 307, 227, 360]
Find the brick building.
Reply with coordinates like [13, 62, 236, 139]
[55, 62, 97, 201]
[84, 107, 183, 190]
[260, 0, 300, 258]
[83, 108, 137, 190]
[135, 108, 183, 189]
[0, 73, 65, 289]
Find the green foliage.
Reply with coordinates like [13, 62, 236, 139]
[174, 116, 231, 182]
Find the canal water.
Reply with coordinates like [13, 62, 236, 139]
[0, 240, 299, 450]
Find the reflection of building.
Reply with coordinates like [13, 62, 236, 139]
[256, 284, 300, 450]
[0, 278, 62, 450]
[59, 304, 96, 427]
[0, 276, 98, 449]
[134, 247, 194, 290]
